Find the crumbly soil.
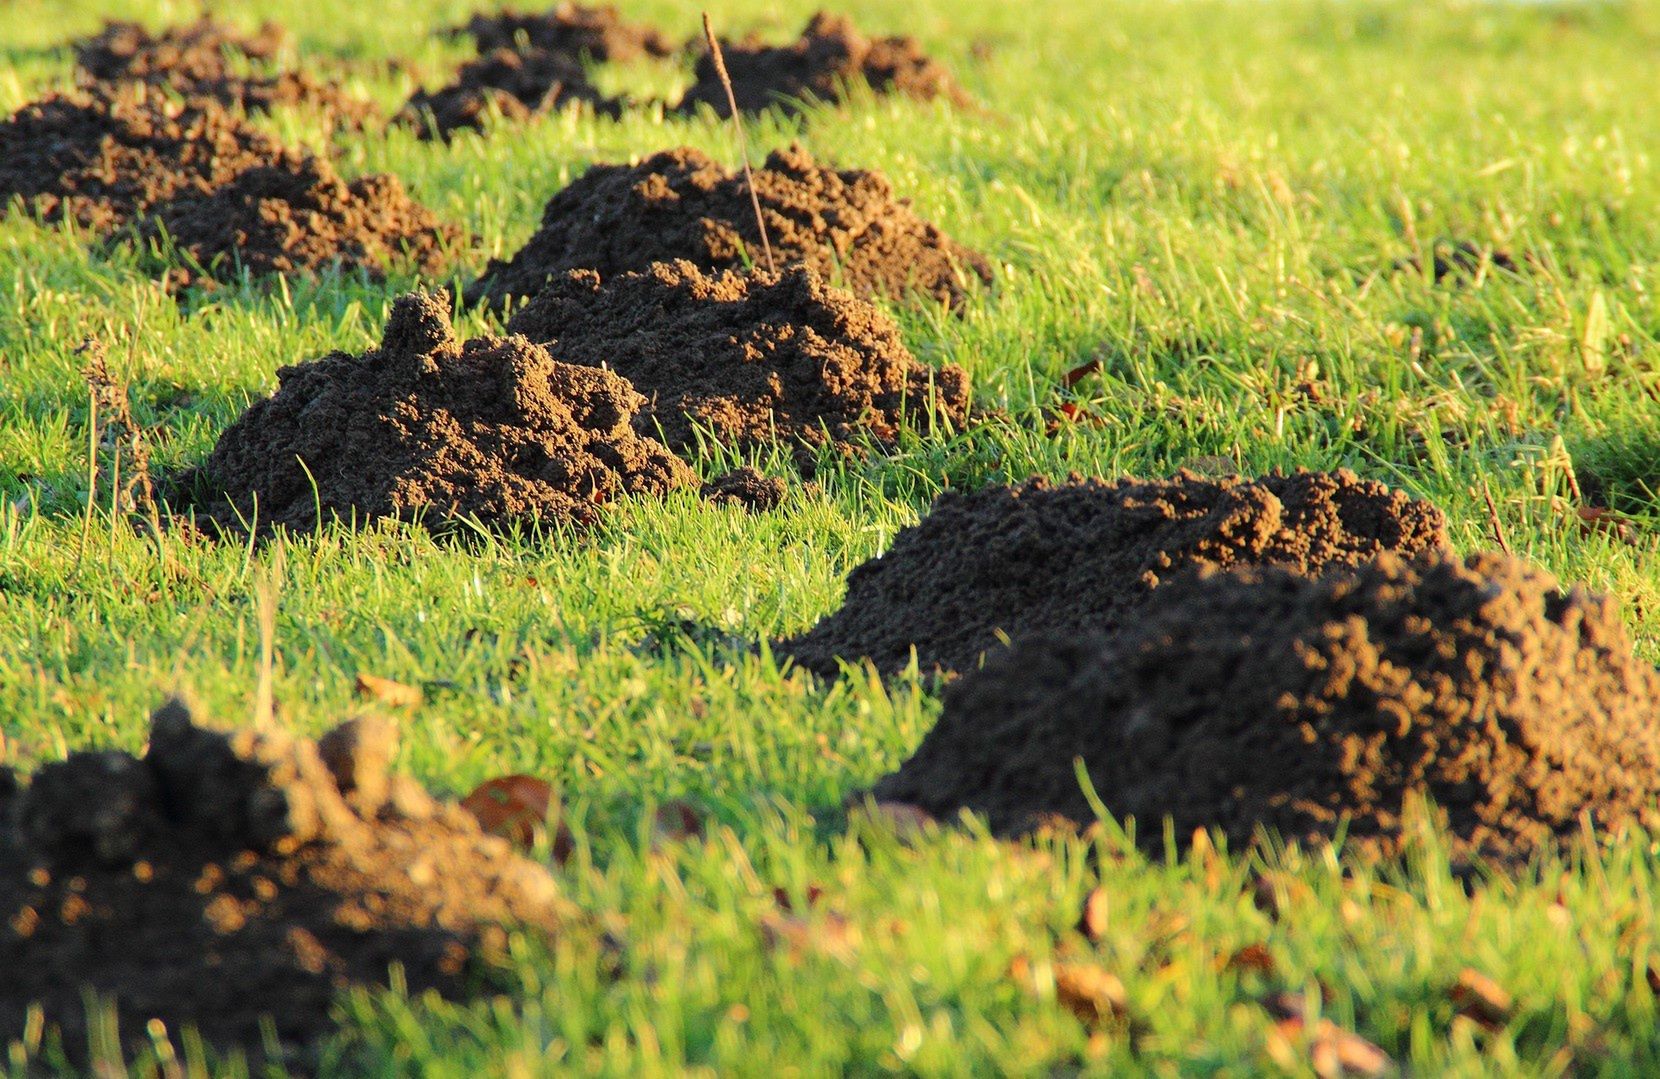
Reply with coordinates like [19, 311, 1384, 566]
[779, 470, 1449, 677]
[702, 467, 786, 512]
[138, 155, 461, 288]
[465, 144, 992, 312]
[676, 12, 970, 117]
[873, 552, 1660, 863]
[73, 17, 375, 127]
[449, 3, 676, 63]
[182, 290, 692, 537]
[0, 701, 568, 1068]
[397, 47, 622, 140]
[0, 88, 304, 232]
[503, 260, 970, 463]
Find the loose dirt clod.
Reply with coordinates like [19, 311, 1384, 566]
[676, 12, 970, 117]
[0, 88, 302, 232]
[73, 17, 375, 126]
[465, 145, 992, 311]
[138, 155, 461, 288]
[181, 290, 692, 536]
[397, 46, 622, 140]
[449, 3, 676, 63]
[0, 700, 567, 1067]
[702, 467, 786, 512]
[504, 260, 970, 462]
[778, 470, 1449, 677]
[873, 551, 1660, 862]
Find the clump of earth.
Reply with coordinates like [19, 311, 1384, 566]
[181, 290, 692, 537]
[778, 470, 1449, 677]
[677, 12, 970, 117]
[72, 17, 375, 127]
[0, 88, 303, 232]
[448, 3, 676, 63]
[503, 260, 970, 463]
[0, 700, 568, 1067]
[873, 551, 1660, 863]
[465, 144, 992, 312]
[138, 155, 461, 288]
[397, 46, 622, 140]
[702, 467, 786, 512]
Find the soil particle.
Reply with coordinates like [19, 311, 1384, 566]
[465, 144, 992, 312]
[138, 155, 461, 288]
[184, 289, 693, 537]
[702, 467, 786, 512]
[0, 87, 303, 232]
[449, 3, 676, 63]
[397, 46, 622, 140]
[73, 17, 374, 126]
[676, 12, 970, 117]
[503, 259, 970, 462]
[778, 470, 1449, 678]
[873, 551, 1660, 862]
[0, 699, 567, 1067]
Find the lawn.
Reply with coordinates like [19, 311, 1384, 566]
[4, 0, 1660, 1073]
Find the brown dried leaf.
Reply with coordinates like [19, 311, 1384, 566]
[1061, 358, 1102, 389]
[1079, 887, 1110, 941]
[1223, 942, 1277, 976]
[772, 883, 825, 912]
[1450, 968, 1514, 1030]
[1053, 962, 1129, 1024]
[354, 673, 422, 708]
[1577, 505, 1641, 545]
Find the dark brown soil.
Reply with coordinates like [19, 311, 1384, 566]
[702, 467, 786, 512]
[0, 701, 568, 1068]
[73, 17, 375, 127]
[676, 12, 970, 117]
[778, 470, 1449, 678]
[0, 88, 302, 232]
[449, 3, 676, 63]
[397, 46, 622, 140]
[465, 144, 992, 312]
[873, 551, 1660, 863]
[183, 290, 693, 537]
[138, 155, 461, 288]
[503, 260, 970, 462]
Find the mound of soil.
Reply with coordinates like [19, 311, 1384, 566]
[397, 47, 622, 140]
[139, 155, 460, 287]
[0, 700, 567, 1067]
[874, 552, 1660, 862]
[73, 17, 374, 126]
[702, 467, 786, 512]
[779, 470, 1449, 677]
[676, 12, 970, 117]
[465, 144, 992, 312]
[185, 290, 692, 536]
[450, 3, 675, 63]
[503, 260, 970, 462]
[0, 88, 302, 232]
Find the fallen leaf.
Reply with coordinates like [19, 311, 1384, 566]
[354, 673, 422, 708]
[460, 775, 557, 853]
[1450, 968, 1513, 1030]
[772, 883, 825, 912]
[1577, 505, 1641, 545]
[1222, 942, 1277, 976]
[1282, 1017, 1394, 1078]
[1079, 887, 1110, 941]
[1053, 962, 1129, 1024]
[1061, 358, 1102, 389]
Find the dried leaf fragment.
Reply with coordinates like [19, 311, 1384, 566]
[353, 673, 422, 708]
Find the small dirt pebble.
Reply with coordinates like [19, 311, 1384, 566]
[181, 290, 692, 536]
[778, 470, 1449, 677]
[466, 144, 991, 312]
[873, 551, 1660, 862]
[504, 259, 970, 463]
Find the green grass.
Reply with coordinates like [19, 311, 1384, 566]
[5, 0, 1660, 1072]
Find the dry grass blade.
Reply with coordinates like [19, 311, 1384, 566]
[702, 11, 774, 274]
[1479, 478, 1512, 556]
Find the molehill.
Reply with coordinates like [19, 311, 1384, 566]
[448, 3, 676, 63]
[873, 552, 1660, 862]
[677, 12, 970, 117]
[504, 259, 971, 462]
[397, 46, 622, 140]
[465, 144, 992, 312]
[778, 470, 1449, 677]
[183, 290, 692, 536]
[0, 700, 567, 1067]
